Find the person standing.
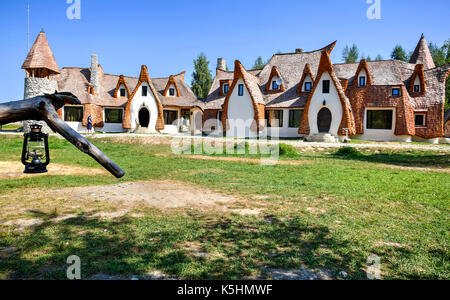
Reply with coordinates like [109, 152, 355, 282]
[87, 115, 93, 134]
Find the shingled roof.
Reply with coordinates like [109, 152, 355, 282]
[22, 30, 60, 75]
[409, 34, 436, 70]
[204, 41, 337, 109]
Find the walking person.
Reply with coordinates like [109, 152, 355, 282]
[87, 115, 93, 135]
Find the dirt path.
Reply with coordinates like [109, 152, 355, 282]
[0, 161, 107, 179]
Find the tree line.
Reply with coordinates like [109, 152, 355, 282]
[191, 39, 449, 110]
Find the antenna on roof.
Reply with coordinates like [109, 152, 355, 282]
[27, 4, 30, 52]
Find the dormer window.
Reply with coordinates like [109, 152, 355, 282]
[223, 84, 229, 94]
[120, 88, 126, 97]
[238, 84, 244, 96]
[392, 88, 401, 97]
[169, 88, 175, 96]
[304, 82, 312, 92]
[359, 76, 366, 87]
[272, 81, 279, 90]
[414, 85, 420, 93]
[142, 86, 148, 97]
[323, 80, 330, 94]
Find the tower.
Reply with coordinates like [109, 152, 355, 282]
[21, 30, 60, 133]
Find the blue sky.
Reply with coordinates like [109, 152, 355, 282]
[0, 0, 448, 102]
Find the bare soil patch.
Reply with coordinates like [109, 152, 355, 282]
[0, 161, 107, 179]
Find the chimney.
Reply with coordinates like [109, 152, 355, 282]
[217, 58, 227, 71]
[90, 54, 99, 94]
[295, 48, 304, 54]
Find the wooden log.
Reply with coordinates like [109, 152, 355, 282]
[0, 93, 125, 178]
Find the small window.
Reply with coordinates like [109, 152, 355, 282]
[218, 111, 223, 122]
[304, 82, 312, 92]
[415, 114, 426, 127]
[392, 88, 401, 96]
[265, 110, 284, 127]
[289, 110, 303, 128]
[367, 110, 393, 130]
[169, 88, 175, 96]
[142, 86, 148, 97]
[359, 76, 366, 87]
[322, 80, 330, 94]
[414, 85, 420, 93]
[120, 88, 126, 97]
[272, 81, 279, 90]
[238, 84, 244, 96]
[163, 110, 178, 125]
[64, 106, 83, 122]
[105, 108, 123, 124]
[223, 84, 229, 94]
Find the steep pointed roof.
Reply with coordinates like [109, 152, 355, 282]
[299, 50, 356, 136]
[21, 31, 60, 74]
[409, 34, 435, 70]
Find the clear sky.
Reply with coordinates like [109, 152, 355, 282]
[0, 0, 448, 102]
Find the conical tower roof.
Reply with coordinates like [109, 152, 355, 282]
[21, 30, 60, 74]
[409, 34, 435, 69]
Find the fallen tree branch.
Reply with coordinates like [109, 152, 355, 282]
[0, 92, 125, 178]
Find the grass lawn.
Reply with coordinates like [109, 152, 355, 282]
[0, 135, 448, 280]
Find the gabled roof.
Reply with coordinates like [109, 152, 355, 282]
[296, 63, 314, 94]
[352, 59, 373, 86]
[113, 75, 131, 98]
[299, 50, 356, 136]
[409, 34, 436, 70]
[162, 75, 181, 97]
[265, 66, 286, 93]
[222, 60, 265, 131]
[124, 65, 165, 130]
[22, 31, 60, 74]
[409, 64, 426, 95]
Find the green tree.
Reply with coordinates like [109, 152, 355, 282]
[391, 45, 409, 62]
[375, 54, 383, 61]
[342, 44, 359, 63]
[191, 53, 212, 99]
[252, 56, 267, 70]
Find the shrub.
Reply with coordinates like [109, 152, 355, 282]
[278, 143, 299, 157]
[335, 146, 361, 157]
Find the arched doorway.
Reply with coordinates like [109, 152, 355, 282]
[138, 107, 150, 128]
[317, 107, 332, 133]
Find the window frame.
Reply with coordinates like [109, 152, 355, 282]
[163, 110, 178, 125]
[288, 109, 303, 128]
[414, 113, 426, 127]
[169, 88, 175, 97]
[366, 109, 394, 130]
[265, 110, 284, 128]
[359, 76, 366, 87]
[304, 82, 312, 92]
[272, 81, 279, 90]
[104, 108, 124, 124]
[142, 86, 148, 97]
[391, 87, 401, 97]
[63, 106, 84, 123]
[414, 85, 421, 93]
[238, 84, 244, 96]
[120, 88, 126, 97]
[322, 80, 330, 94]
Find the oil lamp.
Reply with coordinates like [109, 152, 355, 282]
[21, 124, 50, 173]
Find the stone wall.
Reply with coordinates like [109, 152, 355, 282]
[23, 77, 59, 134]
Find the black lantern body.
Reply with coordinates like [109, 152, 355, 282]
[21, 124, 50, 174]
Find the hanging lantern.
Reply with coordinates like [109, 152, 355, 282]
[21, 124, 50, 174]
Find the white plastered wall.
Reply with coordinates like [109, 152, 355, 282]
[226, 79, 258, 138]
[129, 82, 159, 132]
[307, 72, 343, 136]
